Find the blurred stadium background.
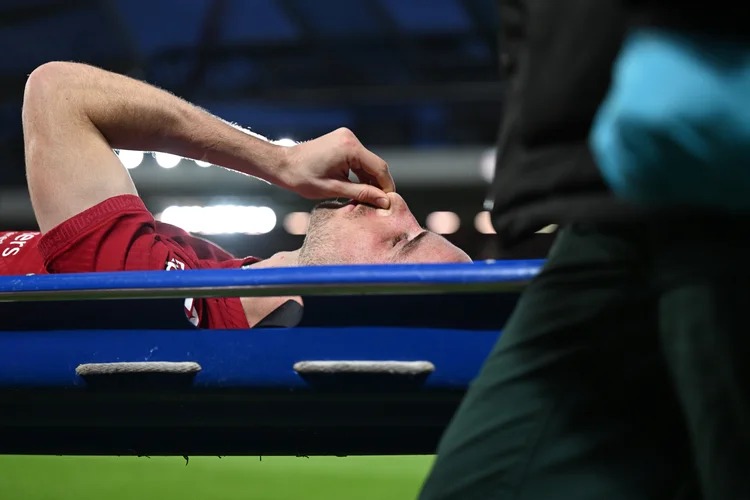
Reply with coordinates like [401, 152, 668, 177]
[0, 0, 549, 498]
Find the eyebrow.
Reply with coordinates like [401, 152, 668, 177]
[398, 231, 430, 258]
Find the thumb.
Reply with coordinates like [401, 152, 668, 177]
[339, 181, 391, 209]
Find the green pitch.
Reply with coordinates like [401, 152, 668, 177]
[0, 455, 433, 500]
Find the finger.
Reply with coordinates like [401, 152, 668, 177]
[352, 167, 378, 186]
[357, 147, 396, 193]
[334, 181, 390, 209]
[351, 170, 389, 207]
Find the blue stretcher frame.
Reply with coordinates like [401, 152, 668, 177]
[0, 260, 543, 457]
[0, 260, 542, 301]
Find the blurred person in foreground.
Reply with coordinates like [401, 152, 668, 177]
[419, 0, 750, 499]
[0, 62, 469, 329]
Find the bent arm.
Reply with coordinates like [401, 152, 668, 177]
[22, 61, 286, 233]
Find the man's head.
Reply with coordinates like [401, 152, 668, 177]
[297, 193, 471, 266]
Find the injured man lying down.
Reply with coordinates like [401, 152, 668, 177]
[0, 62, 470, 329]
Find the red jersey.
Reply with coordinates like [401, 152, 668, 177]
[0, 231, 44, 275]
[0, 195, 257, 329]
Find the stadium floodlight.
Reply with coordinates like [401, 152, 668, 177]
[273, 138, 297, 147]
[116, 150, 143, 169]
[154, 152, 181, 169]
[426, 212, 461, 235]
[159, 205, 277, 235]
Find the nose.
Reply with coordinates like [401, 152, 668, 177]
[386, 192, 409, 214]
[381, 193, 421, 230]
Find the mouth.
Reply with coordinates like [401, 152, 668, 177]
[345, 200, 363, 212]
[314, 199, 352, 210]
[316, 199, 373, 210]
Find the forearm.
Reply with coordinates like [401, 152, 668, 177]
[25, 61, 288, 183]
[23, 61, 394, 232]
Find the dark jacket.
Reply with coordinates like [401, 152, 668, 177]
[487, 0, 750, 247]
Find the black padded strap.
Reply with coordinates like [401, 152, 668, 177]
[254, 299, 304, 328]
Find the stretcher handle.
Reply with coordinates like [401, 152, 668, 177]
[293, 360, 434, 375]
[75, 361, 201, 389]
[293, 360, 435, 391]
[76, 362, 202, 376]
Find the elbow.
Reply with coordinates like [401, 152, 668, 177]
[23, 62, 80, 117]
[25, 62, 67, 101]
[22, 62, 84, 162]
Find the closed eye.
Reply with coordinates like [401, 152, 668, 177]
[392, 233, 409, 246]
[397, 231, 430, 257]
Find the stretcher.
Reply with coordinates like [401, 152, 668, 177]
[0, 260, 543, 457]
